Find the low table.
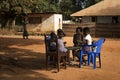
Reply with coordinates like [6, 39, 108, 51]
[66, 46, 81, 50]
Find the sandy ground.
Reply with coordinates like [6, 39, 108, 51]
[0, 35, 120, 80]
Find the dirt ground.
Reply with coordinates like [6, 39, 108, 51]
[0, 35, 120, 80]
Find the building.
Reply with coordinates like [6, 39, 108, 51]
[71, 0, 120, 38]
[16, 12, 63, 35]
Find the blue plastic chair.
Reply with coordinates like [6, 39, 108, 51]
[79, 38, 105, 69]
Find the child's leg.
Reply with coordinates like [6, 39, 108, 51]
[82, 54, 87, 65]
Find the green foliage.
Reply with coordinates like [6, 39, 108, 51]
[0, 0, 10, 12]
[59, 0, 73, 20]
[0, 0, 34, 14]
[0, 0, 35, 28]
[84, 0, 102, 8]
[36, 0, 59, 12]
[0, 0, 102, 28]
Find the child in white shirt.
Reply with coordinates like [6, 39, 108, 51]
[57, 29, 68, 53]
[83, 27, 92, 52]
[83, 27, 92, 64]
[57, 29, 70, 62]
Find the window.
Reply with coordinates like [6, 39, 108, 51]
[91, 16, 96, 22]
[29, 17, 42, 24]
[112, 16, 118, 24]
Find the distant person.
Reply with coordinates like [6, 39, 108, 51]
[22, 17, 29, 39]
[23, 30, 29, 39]
[72, 27, 83, 61]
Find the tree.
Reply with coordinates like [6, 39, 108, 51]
[0, 0, 35, 29]
[59, 0, 73, 20]
[32, 0, 59, 13]
[85, 0, 102, 8]
[0, 0, 102, 28]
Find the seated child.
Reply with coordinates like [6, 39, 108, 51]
[72, 27, 83, 61]
[57, 29, 70, 62]
[48, 32, 57, 52]
[82, 27, 92, 64]
[47, 32, 57, 64]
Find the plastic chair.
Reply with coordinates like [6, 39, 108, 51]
[44, 34, 68, 72]
[79, 38, 105, 69]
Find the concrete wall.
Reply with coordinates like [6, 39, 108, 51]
[25, 14, 62, 33]
[41, 14, 62, 32]
[54, 14, 62, 32]
[41, 14, 54, 32]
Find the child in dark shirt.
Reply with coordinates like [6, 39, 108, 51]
[48, 32, 57, 52]
[46, 32, 57, 64]
[72, 27, 83, 61]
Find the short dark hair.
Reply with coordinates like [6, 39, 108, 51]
[50, 32, 57, 39]
[83, 27, 90, 33]
[57, 29, 66, 36]
[76, 27, 82, 32]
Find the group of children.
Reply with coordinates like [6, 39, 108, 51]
[46, 29, 70, 64]
[72, 27, 92, 64]
[47, 29, 69, 53]
[47, 27, 92, 65]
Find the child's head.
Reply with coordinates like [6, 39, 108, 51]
[76, 27, 82, 34]
[50, 32, 57, 39]
[83, 27, 90, 35]
[57, 29, 65, 39]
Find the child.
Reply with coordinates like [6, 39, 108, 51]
[57, 29, 70, 62]
[83, 27, 92, 64]
[47, 32, 57, 64]
[72, 27, 83, 61]
[57, 29, 68, 53]
[48, 32, 57, 52]
[83, 27, 92, 51]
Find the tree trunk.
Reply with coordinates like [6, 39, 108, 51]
[1, 14, 9, 29]
[8, 17, 16, 30]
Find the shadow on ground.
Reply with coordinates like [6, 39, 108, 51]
[0, 37, 54, 80]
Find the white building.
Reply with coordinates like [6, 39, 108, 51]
[16, 12, 63, 35]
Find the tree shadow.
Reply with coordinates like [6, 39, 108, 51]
[0, 37, 54, 80]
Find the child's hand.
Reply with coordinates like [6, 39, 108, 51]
[64, 42, 67, 44]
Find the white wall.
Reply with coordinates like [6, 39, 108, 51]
[54, 14, 62, 32]
[41, 15, 54, 32]
[40, 14, 62, 32]
[25, 14, 62, 33]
